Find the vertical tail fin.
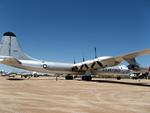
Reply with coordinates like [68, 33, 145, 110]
[0, 32, 34, 60]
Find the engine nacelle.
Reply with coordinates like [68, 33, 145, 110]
[72, 66, 78, 72]
[127, 64, 140, 71]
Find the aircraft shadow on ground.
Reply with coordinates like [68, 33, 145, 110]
[85, 79, 150, 87]
[27, 78, 64, 81]
[6, 77, 64, 81]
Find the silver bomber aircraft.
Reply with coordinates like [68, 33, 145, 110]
[0, 32, 150, 81]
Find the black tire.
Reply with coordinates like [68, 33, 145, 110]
[116, 76, 121, 80]
[65, 75, 73, 80]
[82, 76, 92, 81]
[34, 75, 39, 77]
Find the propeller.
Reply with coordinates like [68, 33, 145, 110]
[94, 47, 97, 59]
[74, 58, 76, 64]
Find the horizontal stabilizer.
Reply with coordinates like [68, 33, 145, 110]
[0, 56, 22, 66]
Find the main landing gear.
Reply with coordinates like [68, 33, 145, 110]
[65, 75, 73, 80]
[81, 76, 92, 81]
[65, 75, 92, 81]
[65, 70, 93, 81]
[81, 70, 92, 81]
[116, 76, 121, 80]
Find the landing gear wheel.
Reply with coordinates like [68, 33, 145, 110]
[65, 75, 73, 80]
[116, 76, 121, 80]
[82, 76, 92, 81]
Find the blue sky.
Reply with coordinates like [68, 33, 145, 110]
[0, 0, 150, 72]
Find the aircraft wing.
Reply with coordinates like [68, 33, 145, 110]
[73, 49, 150, 71]
[114, 48, 150, 63]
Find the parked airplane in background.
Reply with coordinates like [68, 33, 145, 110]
[0, 32, 150, 81]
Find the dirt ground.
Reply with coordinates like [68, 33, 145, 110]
[0, 77, 150, 113]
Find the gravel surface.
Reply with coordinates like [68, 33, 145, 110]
[0, 77, 150, 113]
